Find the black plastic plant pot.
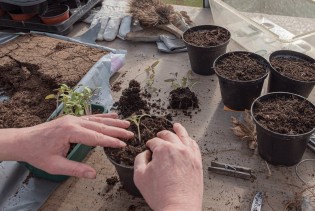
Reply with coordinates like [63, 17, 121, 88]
[20, 104, 105, 182]
[105, 151, 142, 197]
[0, 1, 47, 15]
[268, 50, 315, 98]
[183, 25, 231, 75]
[214, 51, 270, 111]
[251, 92, 315, 166]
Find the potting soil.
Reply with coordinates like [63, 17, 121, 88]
[0, 34, 107, 128]
[253, 95, 315, 134]
[169, 87, 199, 109]
[184, 28, 230, 47]
[270, 57, 315, 81]
[215, 52, 267, 81]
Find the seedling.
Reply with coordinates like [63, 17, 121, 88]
[45, 84, 98, 116]
[164, 70, 198, 90]
[144, 60, 159, 93]
[126, 114, 151, 145]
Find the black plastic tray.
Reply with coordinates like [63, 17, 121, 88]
[0, 0, 101, 35]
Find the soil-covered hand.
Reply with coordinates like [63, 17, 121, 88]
[0, 113, 133, 179]
[134, 123, 203, 211]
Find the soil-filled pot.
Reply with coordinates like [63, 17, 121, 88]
[104, 115, 173, 197]
[214, 51, 270, 111]
[20, 104, 105, 182]
[268, 50, 315, 98]
[9, 10, 37, 21]
[183, 25, 231, 75]
[251, 92, 315, 166]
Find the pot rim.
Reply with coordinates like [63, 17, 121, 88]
[182, 24, 231, 49]
[251, 92, 315, 137]
[269, 50, 315, 84]
[39, 4, 69, 19]
[214, 51, 270, 83]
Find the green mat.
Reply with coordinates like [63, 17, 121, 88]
[163, 0, 202, 7]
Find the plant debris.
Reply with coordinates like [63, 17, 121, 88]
[231, 110, 257, 150]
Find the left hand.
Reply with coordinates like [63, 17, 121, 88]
[12, 113, 133, 179]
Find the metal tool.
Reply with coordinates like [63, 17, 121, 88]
[308, 133, 315, 153]
[208, 161, 254, 180]
[251, 192, 263, 211]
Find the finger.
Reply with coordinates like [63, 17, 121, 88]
[146, 137, 170, 152]
[45, 156, 97, 179]
[156, 130, 182, 144]
[83, 113, 118, 119]
[69, 127, 127, 148]
[173, 123, 192, 146]
[79, 120, 134, 140]
[134, 150, 151, 173]
[86, 117, 130, 128]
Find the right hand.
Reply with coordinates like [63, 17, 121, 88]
[134, 123, 203, 211]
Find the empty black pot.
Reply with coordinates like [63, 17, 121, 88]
[183, 25, 230, 75]
[104, 149, 142, 197]
[214, 51, 270, 111]
[268, 50, 315, 98]
[251, 92, 315, 166]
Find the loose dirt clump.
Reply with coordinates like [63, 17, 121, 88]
[105, 115, 173, 166]
[270, 57, 315, 81]
[106, 176, 119, 186]
[169, 87, 199, 109]
[184, 27, 230, 47]
[0, 34, 107, 128]
[114, 80, 149, 118]
[215, 53, 267, 81]
[253, 95, 315, 135]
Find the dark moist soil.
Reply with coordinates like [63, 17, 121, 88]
[168, 87, 199, 109]
[215, 52, 267, 81]
[0, 34, 106, 128]
[114, 80, 149, 118]
[106, 176, 119, 186]
[105, 115, 173, 166]
[270, 57, 315, 81]
[253, 95, 315, 135]
[184, 28, 230, 47]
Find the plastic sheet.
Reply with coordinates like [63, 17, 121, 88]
[0, 31, 126, 210]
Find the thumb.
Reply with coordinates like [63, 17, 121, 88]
[134, 150, 151, 174]
[45, 156, 97, 179]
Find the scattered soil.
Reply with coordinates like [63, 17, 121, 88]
[270, 56, 315, 81]
[253, 95, 315, 135]
[112, 81, 123, 92]
[0, 34, 107, 128]
[106, 176, 119, 186]
[114, 80, 149, 118]
[215, 53, 267, 81]
[184, 27, 230, 47]
[169, 87, 199, 109]
[105, 115, 173, 166]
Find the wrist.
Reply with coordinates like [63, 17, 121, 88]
[0, 128, 27, 161]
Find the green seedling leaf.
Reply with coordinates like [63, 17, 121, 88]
[151, 60, 159, 68]
[164, 79, 175, 82]
[45, 94, 56, 100]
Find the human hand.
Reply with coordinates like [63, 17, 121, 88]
[134, 123, 203, 211]
[15, 113, 133, 179]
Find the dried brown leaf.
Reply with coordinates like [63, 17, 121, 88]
[231, 126, 246, 137]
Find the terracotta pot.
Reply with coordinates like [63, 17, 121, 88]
[40, 4, 70, 25]
[9, 11, 37, 21]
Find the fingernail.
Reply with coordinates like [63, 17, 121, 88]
[120, 141, 127, 147]
[123, 120, 130, 125]
[157, 131, 161, 136]
[128, 131, 134, 136]
[84, 171, 96, 179]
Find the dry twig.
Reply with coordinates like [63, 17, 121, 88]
[231, 110, 257, 149]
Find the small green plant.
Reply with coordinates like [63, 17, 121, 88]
[164, 70, 198, 90]
[144, 60, 159, 92]
[126, 114, 151, 145]
[45, 84, 98, 116]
